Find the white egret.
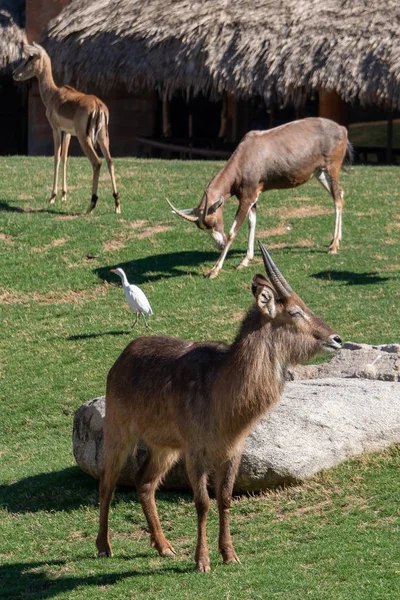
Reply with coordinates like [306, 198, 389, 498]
[111, 268, 153, 328]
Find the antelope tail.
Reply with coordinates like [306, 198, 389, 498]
[86, 107, 106, 147]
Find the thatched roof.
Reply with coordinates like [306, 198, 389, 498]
[0, 0, 26, 74]
[45, 0, 400, 109]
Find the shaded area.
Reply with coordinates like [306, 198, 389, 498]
[0, 466, 190, 514]
[94, 249, 242, 285]
[0, 559, 189, 600]
[67, 330, 131, 340]
[0, 200, 77, 215]
[311, 270, 390, 286]
[0, 467, 98, 514]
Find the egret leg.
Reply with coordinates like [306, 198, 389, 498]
[142, 314, 151, 330]
[132, 313, 139, 328]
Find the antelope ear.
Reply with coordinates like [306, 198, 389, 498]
[207, 196, 224, 215]
[252, 274, 277, 318]
[24, 43, 41, 57]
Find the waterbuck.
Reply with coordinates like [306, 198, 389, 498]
[13, 43, 120, 214]
[167, 117, 352, 278]
[96, 242, 342, 572]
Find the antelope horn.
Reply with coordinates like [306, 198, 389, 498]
[258, 240, 293, 299]
[165, 198, 199, 223]
[201, 190, 209, 227]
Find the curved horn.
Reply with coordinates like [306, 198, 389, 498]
[201, 190, 209, 228]
[258, 240, 293, 299]
[165, 198, 199, 223]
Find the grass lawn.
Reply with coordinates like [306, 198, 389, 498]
[0, 157, 399, 599]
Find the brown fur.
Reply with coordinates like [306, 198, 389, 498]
[170, 118, 350, 277]
[96, 251, 342, 572]
[13, 43, 120, 214]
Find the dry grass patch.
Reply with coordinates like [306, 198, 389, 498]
[53, 214, 80, 221]
[0, 285, 108, 306]
[258, 239, 315, 250]
[258, 225, 288, 237]
[103, 238, 127, 252]
[263, 205, 331, 219]
[0, 233, 14, 245]
[135, 225, 173, 239]
[32, 238, 68, 252]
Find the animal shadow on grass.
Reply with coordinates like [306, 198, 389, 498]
[0, 466, 188, 515]
[67, 330, 131, 340]
[94, 249, 243, 285]
[311, 270, 390, 286]
[0, 559, 189, 600]
[0, 200, 78, 216]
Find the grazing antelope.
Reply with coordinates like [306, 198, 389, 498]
[13, 43, 120, 214]
[167, 117, 352, 278]
[96, 242, 342, 572]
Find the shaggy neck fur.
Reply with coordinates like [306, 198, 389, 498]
[214, 305, 319, 437]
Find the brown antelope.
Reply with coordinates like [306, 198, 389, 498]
[13, 43, 120, 214]
[167, 117, 352, 278]
[96, 241, 342, 572]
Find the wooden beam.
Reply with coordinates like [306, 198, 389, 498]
[136, 137, 231, 159]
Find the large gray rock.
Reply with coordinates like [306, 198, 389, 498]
[288, 342, 400, 382]
[73, 378, 400, 493]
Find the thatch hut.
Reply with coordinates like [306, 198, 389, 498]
[35, 0, 400, 159]
[0, 0, 26, 74]
[0, 0, 27, 154]
[45, 0, 400, 108]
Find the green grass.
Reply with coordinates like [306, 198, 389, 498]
[0, 157, 399, 599]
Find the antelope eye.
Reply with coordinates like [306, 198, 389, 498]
[288, 308, 304, 318]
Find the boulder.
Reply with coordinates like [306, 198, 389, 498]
[73, 378, 400, 493]
[288, 342, 400, 382]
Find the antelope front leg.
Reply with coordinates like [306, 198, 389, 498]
[60, 133, 71, 202]
[49, 129, 61, 204]
[207, 204, 250, 279]
[237, 200, 258, 269]
[215, 452, 242, 565]
[136, 449, 179, 558]
[329, 188, 344, 254]
[186, 455, 211, 572]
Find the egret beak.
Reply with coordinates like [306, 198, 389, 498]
[110, 269, 117, 273]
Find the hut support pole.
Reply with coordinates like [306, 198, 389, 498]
[162, 93, 171, 137]
[386, 112, 393, 164]
[218, 95, 228, 139]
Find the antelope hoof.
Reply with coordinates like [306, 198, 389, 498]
[160, 547, 176, 558]
[206, 268, 219, 279]
[96, 535, 112, 557]
[115, 205, 121, 214]
[151, 537, 176, 557]
[97, 545, 112, 558]
[237, 257, 253, 269]
[221, 547, 241, 565]
[328, 246, 338, 254]
[196, 558, 211, 573]
[61, 192, 67, 202]
[48, 194, 56, 205]
[87, 194, 98, 214]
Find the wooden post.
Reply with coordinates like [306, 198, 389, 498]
[386, 112, 393, 164]
[227, 94, 237, 143]
[162, 92, 171, 137]
[188, 113, 193, 139]
[26, 0, 71, 42]
[218, 95, 228, 138]
[319, 89, 348, 126]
